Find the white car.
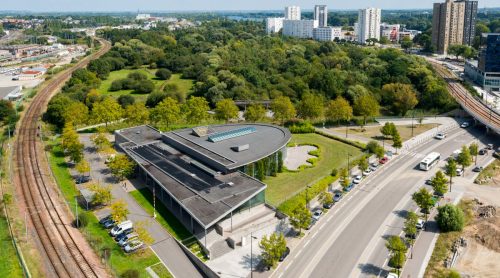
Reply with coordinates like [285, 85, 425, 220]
[435, 133, 446, 140]
[353, 175, 362, 184]
[124, 240, 144, 253]
[416, 219, 425, 230]
[118, 232, 138, 247]
[456, 168, 464, 176]
[362, 169, 372, 176]
[386, 273, 399, 278]
[460, 122, 469, 128]
[312, 209, 323, 221]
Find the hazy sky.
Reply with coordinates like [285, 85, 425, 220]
[3, 0, 499, 12]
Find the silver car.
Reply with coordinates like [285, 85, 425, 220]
[124, 240, 144, 253]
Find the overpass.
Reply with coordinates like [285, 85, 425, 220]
[430, 61, 500, 134]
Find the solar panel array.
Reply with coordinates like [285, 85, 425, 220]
[208, 127, 257, 143]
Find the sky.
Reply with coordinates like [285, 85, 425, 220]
[3, 0, 499, 12]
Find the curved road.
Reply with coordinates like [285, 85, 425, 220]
[13, 38, 111, 277]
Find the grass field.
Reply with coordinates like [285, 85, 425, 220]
[46, 138, 167, 277]
[97, 69, 194, 102]
[151, 262, 174, 278]
[0, 215, 23, 277]
[265, 133, 363, 206]
[332, 123, 438, 143]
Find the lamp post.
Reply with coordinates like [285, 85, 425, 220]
[250, 233, 258, 278]
[153, 184, 156, 219]
[347, 153, 352, 176]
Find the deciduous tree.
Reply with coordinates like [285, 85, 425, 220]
[259, 233, 287, 269]
[214, 99, 239, 122]
[436, 204, 465, 232]
[182, 96, 210, 124]
[91, 97, 123, 127]
[456, 145, 472, 173]
[353, 94, 379, 125]
[325, 96, 353, 125]
[110, 199, 129, 223]
[271, 96, 296, 125]
[107, 154, 135, 181]
[63, 101, 88, 126]
[289, 204, 311, 235]
[125, 102, 150, 125]
[297, 93, 324, 120]
[382, 83, 418, 116]
[244, 104, 266, 122]
[412, 188, 434, 220]
[445, 158, 457, 190]
[87, 183, 112, 206]
[469, 143, 479, 165]
[431, 171, 448, 196]
[150, 97, 181, 128]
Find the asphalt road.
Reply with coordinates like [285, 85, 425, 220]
[271, 124, 498, 278]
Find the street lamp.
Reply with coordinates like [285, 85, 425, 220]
[250, 233, 258, 278]
[347, 153, 352, 176]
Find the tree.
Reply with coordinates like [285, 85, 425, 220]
[319, 191, 333, 207]
[150, 97, 181, 128]
[456, 145, 472, 173]
[63, 101, 88, 126]
[2, 193, 12, 206]
[353, 94, 379, 125]
[358, 156, 369, 172]
[297, 93, 324, 120]
[445, 158, 457, 191]
[91, 128, 111, 152]
[117, 95, 135, 108]
[380, 122, 397, 139]
[385, 236, 408, 276]
[400, 37, 414, 53]
[110, 199, 129, 223]
[289, 204, 311, 235]
[382, 83, 418, 116]
[77, 212, 91, 228]
[436, 204, 465, 232]
[412, 188, 434, 220]
[469, 143, 479, 165]
[392, 132, 403, 153]
[214, 99, 239, 123]
[431, 171, 448, 197]
[0, 100, 17, 126]
[125, 102, 150, 125]
[155, 68, 172, 80]
[259, 233, 287, 269]
[271, 96, 296, 125]
[244, 104, 266, 122]
[87, 183, 112, 206]
[404, 211, 419, 240]
[75, 160, 90, 180]
[182, 96, 210, 124]
[135, 220, 155, 247]
[133, 80, 155, 94]
[366, 141, 385, 159]
[325, 96, 353, 125]
[91, 97, 123, 127]
[107, 154, 135, 181]
[61, 122, 84, 163]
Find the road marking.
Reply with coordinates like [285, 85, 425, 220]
[312, 232, 318, 239]
[304, 239, 311, 247]
[383, 258, 388, 267]
[377, 269, 384, 278]
[295, 249, 302, 257]
[277, 273, 283, 278]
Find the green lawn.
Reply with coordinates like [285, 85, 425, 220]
[151, 262, 174, 278]
[265, 133, 364, 206]
[0, 215, 23, 277]
[46, 138, 166, 277]
[97, 69, 193, 102]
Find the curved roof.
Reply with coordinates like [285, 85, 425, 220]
[162, 123, 291, 171]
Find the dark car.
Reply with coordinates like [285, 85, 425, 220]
[103, 219, 115, 229]
[323, 202, 334, 209]
[425, 179, 432, 185]
[479, 149, 488, 155]
[279, 247, 290, 262]
[115, 228, 134, 242]
[99, 215, 111, 225]
[344, 183, 354, 192]
[76, 175, 91, 184]
[486, 144, 494, 150]
[333, 192, 343, 202]
[473, 166, 484, 172]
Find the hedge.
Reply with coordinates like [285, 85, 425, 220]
[315, 130, 366, 150]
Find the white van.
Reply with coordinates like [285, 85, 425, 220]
[118, 232, 138, 247]
[110, 220, 133, 237]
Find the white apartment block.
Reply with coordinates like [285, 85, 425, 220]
[313, 27, 343, 41]
[357, 8, 381, 44]
[285, 6, 301, 20]
[266, 17, 284, 34]
[314, 5, 328, 27]
[380, 23, 400, 42]
[283, 20, 318, 39]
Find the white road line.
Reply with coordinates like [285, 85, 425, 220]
[377, 269, 384, 278]
[304, 239, 311, 247]
[312, 232, 318, 239]
[277, 273, 283, 278]
[295, 249, 303, 257]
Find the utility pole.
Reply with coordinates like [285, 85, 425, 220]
[75, 196, 79, 227]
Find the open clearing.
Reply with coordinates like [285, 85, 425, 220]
[265, 133, 363, 206]
[331, 123, 438, 143]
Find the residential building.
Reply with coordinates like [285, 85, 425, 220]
[115, 124, 291, 255]
[313, 27, 343, 41]
[266, 17, 284, 34]
[19, 70, 43, 80]
[285, 6, 301, 20]
[357, 8, 382, 44]
[380, 23, 400, 42]
[432, 0, 477, 54]
[283, 19, 318, 39]
[314, 5, 328, 27]
[465, 33, 500, 92]
[136, 13, 151, 20]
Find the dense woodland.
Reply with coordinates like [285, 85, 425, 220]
[44, 20, 460, 130]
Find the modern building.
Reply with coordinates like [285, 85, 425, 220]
[314, 5, 328, 27]
[285, 6, 301, 20]
[283, 19, 318, 39]
[18, 70, 43, 80]
[313, 27, 343, 41]
[432, 0, 477, 54]
[115, 124, 291, 247]
[357, 8, 381, 44]
[465, 33, 500, 92]
[380, 23, 400, 42]
[0, 85, 23, 101]
[266, 17, 284, 34]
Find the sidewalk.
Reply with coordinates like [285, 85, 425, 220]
[77, 134, 203, 278]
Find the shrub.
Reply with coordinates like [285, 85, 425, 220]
[133, 80, 155, 94]
[436, 204, 465, 232]
[278, 175, 335, 215]
[109, 79, 123, 91]
[120, 269, 140, 278]
[331, 168, 338, 177]
[156, 68, 172, 80]
[146, 91, 168, 107]
[286, 121, 315, 134]
[117, 95, 135, 108]
[76, 212, 90, 228]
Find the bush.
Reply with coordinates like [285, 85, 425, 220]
[117, 95, 135, 108]
[76, 212, 90, 228]
[109, 79, 123, 91]
[156, 68, 172, 80]
[331, 168, 338, 177]
[127, 72, 147, 81]
[286, 121, 315, 134]
[436, 204, 465, 232]
[120, 269, 140, 278]
[278, 175, 335, 215]
[146, 91, 168, 107]
[133, 80, 155, 94]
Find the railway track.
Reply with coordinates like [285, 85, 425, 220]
[13, 38, 111, 278]
[430, 61, 500, 132]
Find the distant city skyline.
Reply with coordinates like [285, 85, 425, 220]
[2, 0, 499, 12]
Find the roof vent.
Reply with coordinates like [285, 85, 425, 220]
[231, 144, 250, 152]
[227, 182, 234, 186]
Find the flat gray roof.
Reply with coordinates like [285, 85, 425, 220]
[126, 142, 265, 228]
[163, 124, 291, 171]
[0, 86, 20, 99]
[115, 125, 162, 146]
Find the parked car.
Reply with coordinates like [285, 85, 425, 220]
[118, 232, 138, 247]
[425, 179, 432, 185]
[379, 157, 389, 164]
[416, 219, 425, 230]
[99, 215, 112, 225]
[460, 122, 469, 128]
[102, 218, 115, 229]
[76, 175, 91, 184]
[362, 169, 372, 176]
[110, 220, 133, 237]
[323, 201, 334, 209]
[124, 240, 144, 253]
[456, 168, 464, 176]
[333, 192, 343, 202]
[435, 133, 446, 140]
[479, 148, 488, 155]
[279, 247, 290, 262]
[306, 219, 317, 230]
[114, 228, 134, 242]
[386, 273, 399, 278]
[369, 163, 379, 171]
[344, 183, 354, 192]
[473, 166, 484, 172]
[353, 175, 362, 184]
[494, 149, 500, 159]
[312, 209, 323, 221]
[486, 144, 494, 150]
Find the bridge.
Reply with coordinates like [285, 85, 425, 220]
[430, 61, 500, 134]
